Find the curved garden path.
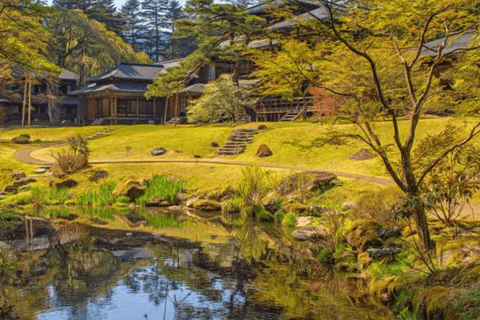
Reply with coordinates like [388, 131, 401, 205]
[13, 142, 393, 186]
[12, 142, 480, 218]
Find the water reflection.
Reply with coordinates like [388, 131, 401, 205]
[0, 208, 395, 320]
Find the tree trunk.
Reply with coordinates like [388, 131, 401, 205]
[22, 76, 28, 126]
[28, 79, 32, 126]
[413, 202, 433, 249]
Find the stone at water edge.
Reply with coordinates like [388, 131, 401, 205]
[34, 168, 47, 174]
[291, 226, 329, 241]
[255, 144, 273, 157]
[150, 147, 167, 156]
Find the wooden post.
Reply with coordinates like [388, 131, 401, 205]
[27, 78, 32, 126]
[22, 75, 27, 126]
[136, 97, 139, 119]
[153, 98, 157, 122]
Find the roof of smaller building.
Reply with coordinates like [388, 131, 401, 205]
[181, 83, 205, 94]
[59, 95, 79, 106]
[422, 30, 478, 57]
[70, 82, 148, 95]
[247, 0, 320, 15]
[58, 70, 79, 81]
[88, 63, 164, 82]
[266, 6, 329, 30]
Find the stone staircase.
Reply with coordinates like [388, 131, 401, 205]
[216, 128, 257, 156]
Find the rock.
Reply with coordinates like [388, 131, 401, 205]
[210, 141, 219, 148]
[278, 171, 337, 194]
[255, 144, 273, 158]
[282, 203, 326, 215]
[89, 170, 109, 182]
[6, 236, 50, 252]
[4, 186, 18, 193]
[111, 247, 154, 261]
[34, 168, 47, 174]
[257, 124, 268, 131]
[150, 147, 167, 156]
[192, 199, 221, 211]
[11, 136, 30, 144]
[185, 197, 199, 208]
[366, 248, 400, 259]
[11, 171, 26, 180]
[262, 192, 282, 212]
[49, 179, 77, 189]
[114, 178, 146, 201]
[168, 205, 184, 211]
[346, 220, 383, 252]
[342, 202, 355, 211]
[206, 186, 236, 201]
[296, 216, 313, 228]
[179, 249, 207, 266]
[291, 226, 328, 241]
[13, 177, 36, 187]
[349, 148, 375, 160]
[145, 198, 172, 207]
[0, 241, 9, 250]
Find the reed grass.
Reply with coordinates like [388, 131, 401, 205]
[47, 187, 69, 204]
[137, 175, 183, 205]
[76, 181, 116, 206]
[139, 210, 183, 229]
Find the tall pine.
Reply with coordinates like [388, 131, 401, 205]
[120, 0, 142, 50]
[140, 0, 170, 62]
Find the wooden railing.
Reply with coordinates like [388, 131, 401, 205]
[254, 96, 316, 114]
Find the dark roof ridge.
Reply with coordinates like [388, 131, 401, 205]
[121, 62, 164, 67]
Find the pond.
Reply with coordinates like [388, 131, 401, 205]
[0, 207, 393, 320]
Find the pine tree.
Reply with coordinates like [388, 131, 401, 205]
[141, 0, 170, 62]
[120, 0, 142, 49]
[90, 0, 125, 35]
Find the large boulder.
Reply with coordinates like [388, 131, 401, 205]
[278, 171, 336, 195]
[255, 144, 273, 158]
[11, 136, 30, 144]
[150, 147, 167, 156]
[291, 226, 329, 241]
[210, 141, 219, 148]
[257, 124, 268, 131]
[49, 179, 77, 189]
[114, 178, 146, 201]
[262, 192, 282, 212]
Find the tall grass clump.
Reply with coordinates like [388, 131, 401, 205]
[47, 187, 69, 204]
[30, 187, 47, 205]
[76, 181, 116, 206]
[137, 175, 183, 205]
[237, 166, 270, 218]
[0, 169, 13, 192]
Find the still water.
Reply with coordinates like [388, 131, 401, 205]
[0, 208, 392, 320]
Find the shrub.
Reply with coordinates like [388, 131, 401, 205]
[115, 196, 131, 205]
[51, 134, 89, 174]
[137, 175, 183, 205]
[351, 187, 403, 227]
[48, 187, 69, 204]
[30, 186, 47, 205]
[222, 197, 244, 214]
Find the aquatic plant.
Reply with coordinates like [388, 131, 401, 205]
[29, 186, 47, 206]
[76, 181, 116, 206]
[140, 210, 183, 229]
[137, 175, 183, 205]
[47, 187, 69, 204]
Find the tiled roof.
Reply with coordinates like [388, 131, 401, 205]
[181, 83, 205, 94]
[58, 70, 79, 81]
[247, 0, 320, 15]
[266, 6, 329, 30]
[70, 82, 148, 95]
[422, 30, 478, 57]
[88, 63, 164, 82]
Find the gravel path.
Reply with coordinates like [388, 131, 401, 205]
[12, 142, 393, 186]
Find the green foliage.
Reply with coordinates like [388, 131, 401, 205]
[187, 74, 256, 123]
[282, 212, 296, 227]
[237, 166, 270, 217]
[351, 187, 403, 227]
[0, 169, 13, 192]
[29, 186, 47, 205]
[47, 187, 69, 204]
[222, 197, 244, 214]
[76, 181, 116, 206]
[0, 250, 16, 287]
[115, 195, 131, 205]
[52, 134, 90, 174]
[136, 174, 183, 205]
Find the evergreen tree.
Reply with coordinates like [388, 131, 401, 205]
[141, 0, 170, 62]
[120, 0, 142, 49]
